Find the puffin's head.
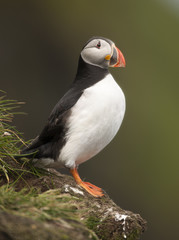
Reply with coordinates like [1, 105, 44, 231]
[81, 37, 126, 69]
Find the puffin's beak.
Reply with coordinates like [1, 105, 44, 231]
[109, 45, 126, 68]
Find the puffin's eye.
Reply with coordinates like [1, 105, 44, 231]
[96, 41, 101, 49]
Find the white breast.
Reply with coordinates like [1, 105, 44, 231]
[59, 74, 126, 168]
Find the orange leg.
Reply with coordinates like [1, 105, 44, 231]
[70, 168, 104, 197]
[83, 182, 102, 191]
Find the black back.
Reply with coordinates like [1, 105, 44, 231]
[22, 56, 109, 160]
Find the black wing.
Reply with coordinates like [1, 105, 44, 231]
[22, 87, 83, 160]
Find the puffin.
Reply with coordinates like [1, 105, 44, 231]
[21, 36, 126, 197]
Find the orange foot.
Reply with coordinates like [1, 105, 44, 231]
[70, 168, 104, 197]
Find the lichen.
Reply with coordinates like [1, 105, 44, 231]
[64, 184, 84, 196]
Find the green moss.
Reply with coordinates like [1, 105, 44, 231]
[126, 228, 141, 240]
[60, 235, 70, 240]
[85, 215, 101, 230]
[0, 186, 80, 223]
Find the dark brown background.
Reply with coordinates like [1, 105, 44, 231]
[0, 1, 179, 239]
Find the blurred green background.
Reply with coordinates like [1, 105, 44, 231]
[0, 1, 179, 239]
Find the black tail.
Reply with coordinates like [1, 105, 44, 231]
[14, 137, 40, 160]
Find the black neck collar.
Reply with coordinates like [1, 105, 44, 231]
[72, 56, 109, 90]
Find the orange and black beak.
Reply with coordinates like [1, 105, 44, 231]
[108, 45, 126, 68]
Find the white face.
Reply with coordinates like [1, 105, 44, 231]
[81, 39, 113, 69]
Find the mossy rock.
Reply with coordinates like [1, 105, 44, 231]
[0, 168, 146, 240]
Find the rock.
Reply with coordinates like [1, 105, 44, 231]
[0, 167, 147, 240]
